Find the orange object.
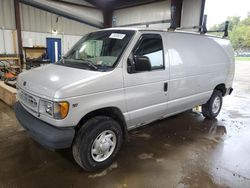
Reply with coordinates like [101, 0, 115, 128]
[4, 72, 15, 79]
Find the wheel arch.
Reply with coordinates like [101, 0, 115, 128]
[214, 83, 227, 96]
[76, 107, 128, 141]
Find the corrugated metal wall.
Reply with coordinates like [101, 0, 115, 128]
[113, 1, 171, 29]
[22, 31, 82, 54]
[20, 0, 103, 28]
[0, 28, 83, 55]
[113, 0, 202, 30]
[0, 0, 101, 36]
[0, 0, 203, 55]
[19, 3, 97, 36]
[0, 0, 15, 29]
[0, 29, 17, 54]
[0, 0, 98, 55]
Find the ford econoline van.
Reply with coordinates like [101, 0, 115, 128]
[15, 28, 234, 171]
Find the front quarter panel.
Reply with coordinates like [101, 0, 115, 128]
[52, 67, 126, 127]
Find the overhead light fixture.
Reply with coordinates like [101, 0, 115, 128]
[52, 29, 58, 35]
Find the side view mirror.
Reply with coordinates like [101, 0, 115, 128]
[127, 55, 151, 73]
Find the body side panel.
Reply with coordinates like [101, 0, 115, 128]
[166, 33, 230, 114]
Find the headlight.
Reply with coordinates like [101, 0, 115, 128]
[39, 100, 69, 119]
[39, 99, 53, 116]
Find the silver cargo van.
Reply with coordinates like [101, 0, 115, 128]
[15, 28, 234, 171]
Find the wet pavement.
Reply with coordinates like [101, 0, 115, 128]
[0, 61, 250, 188]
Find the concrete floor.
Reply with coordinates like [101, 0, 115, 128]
[0, 61, 250, 188]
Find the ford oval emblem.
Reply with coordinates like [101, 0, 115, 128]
[23, 81, 27, 86]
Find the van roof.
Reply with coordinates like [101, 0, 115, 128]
[101, 27, 227, 39]
[102, 27, 167, 32]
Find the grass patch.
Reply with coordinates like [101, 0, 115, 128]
[235, 56, 250, 61]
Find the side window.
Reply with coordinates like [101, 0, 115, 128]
[134, 35, 164, 70]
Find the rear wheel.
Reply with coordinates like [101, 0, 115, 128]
[72, 116, 123, 171]
[202, 90, 223, 119]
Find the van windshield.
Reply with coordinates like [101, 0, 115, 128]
[57, 30, 135, 71]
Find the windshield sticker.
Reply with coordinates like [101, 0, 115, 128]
[109, 33, 126, 40]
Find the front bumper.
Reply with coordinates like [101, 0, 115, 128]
[15, 102, 75, 149]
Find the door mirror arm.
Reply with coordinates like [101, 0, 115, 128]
[127, 54, 152, 73]
[127, 55, 136, 73]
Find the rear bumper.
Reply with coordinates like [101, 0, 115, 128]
[14, 102, 75, 149]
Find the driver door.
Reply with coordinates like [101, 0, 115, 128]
[123, 33, 169, 129]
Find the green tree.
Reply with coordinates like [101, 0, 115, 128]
[210, 15, 250, 50]
[241, 13, 250, 26]
[228, 16, 240, 30]
[229, 25, 250, 49]
[210, 16, 240, 31]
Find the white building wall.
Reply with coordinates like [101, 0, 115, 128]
[0, 29, 18, 54]
[0, 0, 16, 29]
[22, 31, 82, 55]
[113, 1, 171, 29]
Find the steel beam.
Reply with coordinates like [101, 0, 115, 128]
[14, 0, 23, 67]
[103, 9, 113, 28]
[170, 0, 183, 29]
[20, 0, 103, 28]
[117, 19, 171, 28]
[199, 0, 206, 31]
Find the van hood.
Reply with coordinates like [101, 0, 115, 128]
[17, 64, 106, 98]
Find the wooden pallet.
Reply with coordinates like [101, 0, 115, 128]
[0, 81, 17, 107]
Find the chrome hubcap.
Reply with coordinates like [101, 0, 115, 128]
[91, 130, 117, 162]
[212, 96, 221, 114]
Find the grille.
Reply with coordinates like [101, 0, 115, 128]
[18, 90, 38, 109]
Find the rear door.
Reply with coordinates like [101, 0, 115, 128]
[123, 32, 169, 129]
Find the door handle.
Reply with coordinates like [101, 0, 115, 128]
[164, 82, 168, 92]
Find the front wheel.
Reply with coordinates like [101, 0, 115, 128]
[72, 116, 123, 171]
[202, 90, 223, 119]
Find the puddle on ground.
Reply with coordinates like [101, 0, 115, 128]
[138, 153, 154, 160]
[164, 143, 172, 147]
[156, 158, 166, 163]
[88, 162, 118, 178]
[138, 153, 166, 164]
[132, 133, 152, 139]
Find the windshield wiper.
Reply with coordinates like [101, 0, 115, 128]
[70, 59, 98, 70]
[82, 59, 98, 70]
[61, 58, 98, 70]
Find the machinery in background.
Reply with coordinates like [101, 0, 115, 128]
[0, 47, 51, 89]
[0, 55, 21, 88]
[0, 60, 21, 88]
[24, 47, 51, 69]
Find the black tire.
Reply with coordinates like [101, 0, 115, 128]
[72, 116, 123, 171]
[202, 90, 223, 119]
